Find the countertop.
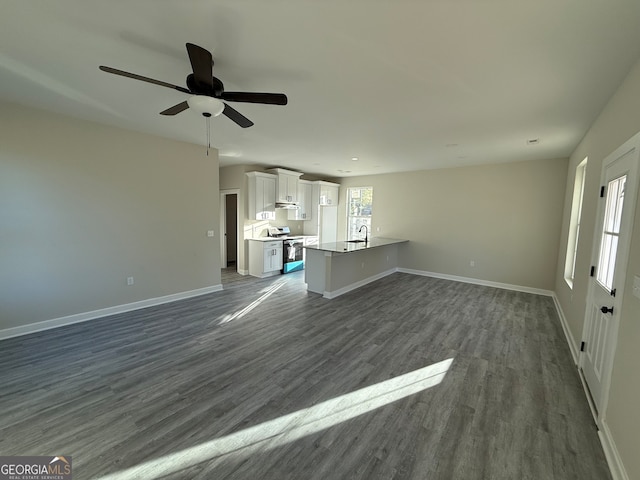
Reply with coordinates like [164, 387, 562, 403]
[304, 237, 408, 253]
[248, 235, 318, 242]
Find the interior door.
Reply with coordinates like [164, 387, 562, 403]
[582, 133, 640, 416]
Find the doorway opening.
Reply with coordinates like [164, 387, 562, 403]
[220, 189, 240, 276]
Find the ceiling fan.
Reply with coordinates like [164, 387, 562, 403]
[99, 42, 287, 128]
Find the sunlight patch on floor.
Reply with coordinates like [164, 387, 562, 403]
[97, 358, 454, 480]
[216, 280, 287, 325]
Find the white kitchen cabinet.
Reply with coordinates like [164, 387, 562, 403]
[247, 172, 276, 220]
[288, 179, 313, 220]
[310, 181, 340, 207]
[248, 240, 283, 277]
[320, 183, 339, 205]
[303, 182, 340, 240]
[267, 168, 302, 203]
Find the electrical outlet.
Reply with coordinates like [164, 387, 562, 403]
[470, 260, 476, 267]
[127, 276, 134, 286]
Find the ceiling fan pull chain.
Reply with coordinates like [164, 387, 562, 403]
[206, 115, 210, 156]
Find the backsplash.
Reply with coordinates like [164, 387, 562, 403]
[244, 210, 304, 239]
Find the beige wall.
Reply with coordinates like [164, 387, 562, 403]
[0, 102, 221, 331]
[555, 57, 640, 479]
[338, 157, 568, 291]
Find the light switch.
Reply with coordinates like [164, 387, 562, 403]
[207, 230, 215, 237]
[633, 275, 640, 300]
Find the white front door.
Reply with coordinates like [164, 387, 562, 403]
[582, 132, 640, 417]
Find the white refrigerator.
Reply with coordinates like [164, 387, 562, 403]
[317, 205, 338, 244]
[304, 204, 338, 244]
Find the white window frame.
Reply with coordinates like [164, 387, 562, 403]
[596, 174, 626, 290]
[346, 186, 373, 241]
[564, 158, 587, 288]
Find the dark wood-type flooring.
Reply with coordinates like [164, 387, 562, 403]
[0, 271, 611, 479]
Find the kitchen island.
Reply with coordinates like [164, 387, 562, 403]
[304, 237, 408, 298]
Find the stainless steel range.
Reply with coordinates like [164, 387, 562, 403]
[268, 226, 305, 274]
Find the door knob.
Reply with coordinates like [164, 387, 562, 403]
[601, 306, 614, 314]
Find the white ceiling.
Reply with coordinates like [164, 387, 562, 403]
[2, 1, 640, 177]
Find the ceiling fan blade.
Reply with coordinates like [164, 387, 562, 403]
[186, 43, 213, 89]
[99, 66, 190, 94]
[160, 101, 190, 116]
[222, 103, 254, 128]
[221, 92, 288, 105]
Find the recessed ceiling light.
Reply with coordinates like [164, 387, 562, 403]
[351, 157, 359, 161]
[527, 138, 540, 145]
[338, 169, 352, 173]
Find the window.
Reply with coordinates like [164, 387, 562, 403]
[347, 187, 373, 240]
[597, 174, 626, 290]
[564, 158, 587, 288]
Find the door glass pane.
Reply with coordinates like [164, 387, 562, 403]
[597, 175, 626, 289]
[612, 177, 625, 232]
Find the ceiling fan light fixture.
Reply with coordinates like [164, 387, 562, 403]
[187, 95, 224, 117]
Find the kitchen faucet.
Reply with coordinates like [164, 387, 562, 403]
[358, 224, 368, 243]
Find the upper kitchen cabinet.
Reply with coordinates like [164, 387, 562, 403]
[267, 168, 303, 203]
[247, 172, 276, 220]
[315, 181, 340, 206]
[289, 179, 313, 220]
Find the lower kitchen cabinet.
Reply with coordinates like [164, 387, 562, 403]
[248, 240, 283, 277]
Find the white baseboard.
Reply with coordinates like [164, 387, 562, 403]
[551, 293, 579, 364]
[599, 420, 630, 480]
[0, 284, 223, 341]
[237, 268, 249, 275]
[397, 268, 554, 297]
[323, 268, 397, 299]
